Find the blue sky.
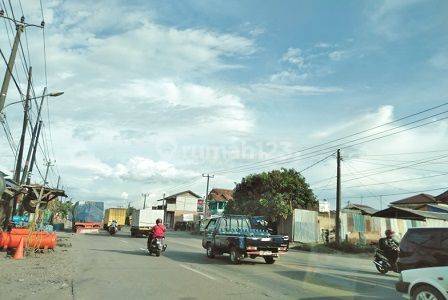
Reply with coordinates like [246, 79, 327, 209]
[0, 0, 447, 209]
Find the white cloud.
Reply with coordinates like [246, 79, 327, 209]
[314, 42, 331, 48]
[249, 83, 343, 97]
[269, 70, 308, 84]
[328, 50, 346, 61]
[282, 48, 305, 67]
[429, 52, 448, 70]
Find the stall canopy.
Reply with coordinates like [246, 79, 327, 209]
[373, 205, 448, 221]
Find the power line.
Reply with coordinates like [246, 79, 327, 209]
[326, 186, 448, 200]
[316, 172, 448, 191]
[210, 102, 448, 174]
[215, 111, 448, 176]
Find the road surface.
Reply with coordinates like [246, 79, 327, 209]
[67, 230, 400, 299]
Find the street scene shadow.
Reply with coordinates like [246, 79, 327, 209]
[164, 249, 267, 266]
[89, 248, 148, 257]
[275, 270, 397, 299]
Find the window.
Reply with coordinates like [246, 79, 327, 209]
[406, 230, 440, 249]
[206, 219, 217, 232]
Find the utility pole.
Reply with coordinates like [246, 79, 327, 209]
[9, 67, 31, 218]
[0, 21, 24, 112]
[21, 87, 47, 184]
[162, 193, 166, 225]
[141, 193, 149, 209]
[13, 66, 32, 183]
[30, 160, 53, 231]
[26, 120, 42, 184]
[202, 173, 214, 217]
[335, 149, 342, 245]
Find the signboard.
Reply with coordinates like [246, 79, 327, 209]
[319, 201, 330, 213]
[197, 199, 204, 212]
[182, 213, 194, 222]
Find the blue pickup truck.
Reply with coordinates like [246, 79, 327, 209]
[202, 215, 289, 264]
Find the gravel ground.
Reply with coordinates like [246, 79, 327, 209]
[0, 232, 75, 300]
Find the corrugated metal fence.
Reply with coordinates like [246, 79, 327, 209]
[284, 209, 448, 243]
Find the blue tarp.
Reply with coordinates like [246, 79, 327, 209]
[74, 201, 104, 222]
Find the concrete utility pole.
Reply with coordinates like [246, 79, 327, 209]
[162, 193, 166, 224]
[141, 193, 149, 209]
[202, 173, 214, 216]
[30, 160, 53, 231]
[9, 67, 32, 217]
[335, 149, 342, 245]
[14, 66, 32, 183]
[0, 22, 24, 112]
[20, 87, 47, 184]
[26, 120, 42, 184]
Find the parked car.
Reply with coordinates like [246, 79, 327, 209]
[398, 227, 448, 272]
[202, 215, 289, 264]
[396, 266, 448, 300]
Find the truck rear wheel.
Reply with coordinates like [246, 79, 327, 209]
[264, 256, 275, 264]
[229, 247, 241, 264]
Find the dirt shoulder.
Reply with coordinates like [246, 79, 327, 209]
[0, 232, 76, 300]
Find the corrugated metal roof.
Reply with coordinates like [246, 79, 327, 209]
[390, 193, 436, 205]
[343, 203, 378, 215]
[373, 205, 448, 221]
[157, 190, 201, 201]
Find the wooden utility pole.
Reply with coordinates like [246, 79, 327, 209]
[0, 22, 24, 112]
[202, 173, 214, 217]
[21, 87, 47, 184]
[335, 149, 342, 245]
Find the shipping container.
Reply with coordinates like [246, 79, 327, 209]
[103, 208, 127, 229]
[130, 209, 164, 237]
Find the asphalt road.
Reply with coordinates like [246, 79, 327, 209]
[67, 230, 401, 300]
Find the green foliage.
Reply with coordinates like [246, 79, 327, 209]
[225, 168, 318, 222]
[126, 206, 136, 225]
[47, 199, 73, 219]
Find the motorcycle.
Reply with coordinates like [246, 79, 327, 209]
[373, 246, 399, 274]
[108, 221, 118, 236]
[147, 237, 167, 257]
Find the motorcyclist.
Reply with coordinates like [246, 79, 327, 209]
[149, 218, 166, 244]
[378, 229, 399, 267]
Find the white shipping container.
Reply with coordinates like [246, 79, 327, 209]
[131, 209, 165, 228]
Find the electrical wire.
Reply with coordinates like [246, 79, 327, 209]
[210, 102, 448, 174]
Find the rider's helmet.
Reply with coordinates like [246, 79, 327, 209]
[385, 229, 394, 237]
[156, 218, 162, 224]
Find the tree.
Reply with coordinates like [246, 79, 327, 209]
[47, 199, 73, 220]
[225, 168, 318, 223]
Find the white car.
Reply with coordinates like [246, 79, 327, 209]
[396, 266, 448, 300]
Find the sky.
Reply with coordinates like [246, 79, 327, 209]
[0, 0, 448, 210]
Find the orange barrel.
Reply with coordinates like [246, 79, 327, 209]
[0, 231, 57, 249]
[10, 228, 30, 235]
